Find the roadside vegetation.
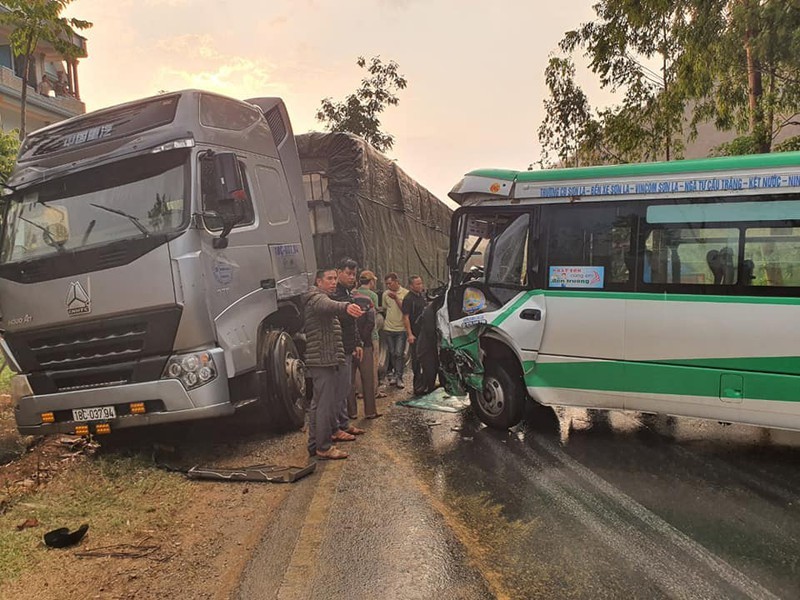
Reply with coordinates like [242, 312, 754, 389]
[539, 0, 800, 167]
[0, 362, 190, 592]
[0, 454, 189, 584]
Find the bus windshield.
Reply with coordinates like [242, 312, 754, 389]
[1, 149, 189, 264]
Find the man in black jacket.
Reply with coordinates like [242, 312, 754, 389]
[402, 276, 428, 395]
[304, 268, 364, 460]
[332, 258, 366, 440]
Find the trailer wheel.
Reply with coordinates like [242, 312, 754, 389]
[469, 359, 525, 430]
[256, 330, 306, 431]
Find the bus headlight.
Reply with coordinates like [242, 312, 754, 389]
[162, 351, 217, 390]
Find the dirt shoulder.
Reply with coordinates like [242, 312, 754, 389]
[0, 406, 310, 600]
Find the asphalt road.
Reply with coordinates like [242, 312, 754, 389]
[237, 394, 800, 600]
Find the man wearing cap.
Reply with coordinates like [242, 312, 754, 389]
[352, 270, 382, 418]
[356, 269, 386, 398]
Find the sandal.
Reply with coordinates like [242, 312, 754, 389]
[376, 391, 388, 399]
[366, 413, 383, 420]
[332, 431, 356, 442]
[346, 426, 366, 435]
[316, 447, 348, 460]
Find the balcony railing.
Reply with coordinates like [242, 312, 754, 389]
[0, 66, 84, 116]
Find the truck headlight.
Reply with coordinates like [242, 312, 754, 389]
[162, 351, 217, 390]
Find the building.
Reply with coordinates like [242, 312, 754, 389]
[0, 5, 87, 134]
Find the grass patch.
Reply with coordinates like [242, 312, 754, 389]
[0, 366, 14, 396]
[0, 453, 189, 584]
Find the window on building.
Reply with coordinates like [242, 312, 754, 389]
[0, 45, 13, 70]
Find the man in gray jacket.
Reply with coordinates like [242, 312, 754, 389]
[304, 268, 364, 460]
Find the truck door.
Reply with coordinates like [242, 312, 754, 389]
[198, 153, 280, 377]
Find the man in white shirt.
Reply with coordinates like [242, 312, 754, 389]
[381, 272, 408, 388]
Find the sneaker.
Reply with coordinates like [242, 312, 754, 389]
[395, 380, 405, 389]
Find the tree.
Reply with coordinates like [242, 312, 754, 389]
[538, 56, 679, 167]
[690, 0, 800, 154]
[538, 57, 591, 167]
[538, 56, 594, 168]
[0, 0, 91, 140]
[560, 0, 696, 162]
[316, 56, 407, 152]
[0, 129, 20, 183]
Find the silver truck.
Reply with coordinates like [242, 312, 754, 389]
[0, 90, 315, 435]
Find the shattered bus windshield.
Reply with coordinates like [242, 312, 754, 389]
[1, 149, 189, 264]
[458, 212, 530, 287]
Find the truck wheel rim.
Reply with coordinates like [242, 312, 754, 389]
[480, 376, 505, 417]
[285, 355, 306, 403]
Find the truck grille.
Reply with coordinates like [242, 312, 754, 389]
[4, 307, 182, 394]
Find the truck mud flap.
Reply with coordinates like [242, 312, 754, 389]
[185, 462, 316, 483]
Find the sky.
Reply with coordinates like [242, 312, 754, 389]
[64, 0, 616, 203]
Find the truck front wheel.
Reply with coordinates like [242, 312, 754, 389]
[256, 330, 306, 431]
[469, 360, 525, 430]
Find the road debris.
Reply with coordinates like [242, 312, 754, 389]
[44, 523, 89, 548]
[16, 517, 39, 530]
[76, 537, 160, 560]
[396, 388, 469, 413]
[186, 463, 316, 483]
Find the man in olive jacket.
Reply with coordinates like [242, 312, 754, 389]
[304, 268, 364, 460]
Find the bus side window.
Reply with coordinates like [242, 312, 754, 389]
[201, 159, 255, 231]
[544, 205, 637, 289]
[744, 226, 800, 286]
[643, 227, 740, 285]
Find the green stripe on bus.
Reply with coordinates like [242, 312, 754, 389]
[491, 292, 535, 326]
[524, 359, 800, 403]
[652, 356, 800, 376]
[539, 289, 800, 306]
[468, 151, 800, 184]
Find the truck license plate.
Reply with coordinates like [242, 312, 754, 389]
[72, 406, 116, 422]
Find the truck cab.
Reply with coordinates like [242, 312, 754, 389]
[0, 90, 315, 435]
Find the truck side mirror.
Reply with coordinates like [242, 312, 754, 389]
[208, 152, 244, 203]
[200, 152, 248, 249]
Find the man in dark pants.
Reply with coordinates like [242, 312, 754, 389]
[415, 292, 442, 395]
[332, 258, 366, 440]
[304, 268, 364, 460]
[402, 275, 427, 395]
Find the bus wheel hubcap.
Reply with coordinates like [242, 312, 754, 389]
[480, 376, 505, 417]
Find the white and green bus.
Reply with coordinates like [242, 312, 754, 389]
[438, 153, 800, 431]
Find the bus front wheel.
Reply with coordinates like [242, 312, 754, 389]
[469, 360, 525, 430]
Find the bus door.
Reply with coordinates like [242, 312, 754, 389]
[444, 209, 543, 377]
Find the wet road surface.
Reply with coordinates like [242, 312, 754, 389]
[238, 396, 800, 599]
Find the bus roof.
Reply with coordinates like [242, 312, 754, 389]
[470, 152, 800, 182]
[450, 151, 800, 205]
